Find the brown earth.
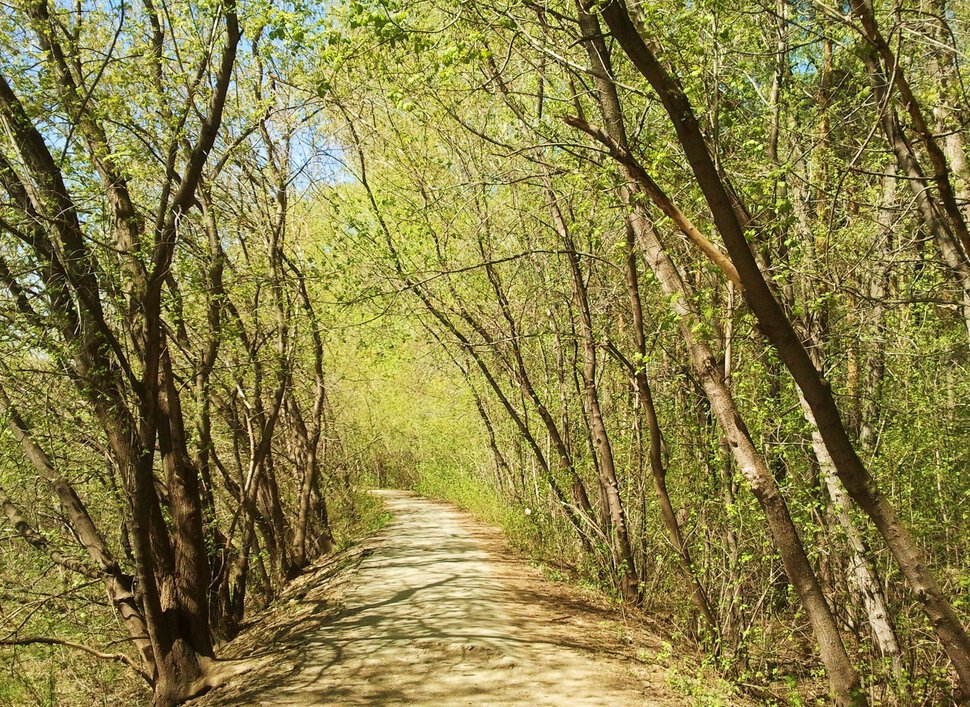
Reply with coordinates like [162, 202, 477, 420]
[190, 490, 691, 706]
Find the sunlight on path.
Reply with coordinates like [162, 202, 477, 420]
[200, 490, 681, 706]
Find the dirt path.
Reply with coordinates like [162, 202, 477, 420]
[195, 490, 686, 706]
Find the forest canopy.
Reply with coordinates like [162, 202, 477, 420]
[0, 0, 968, 704]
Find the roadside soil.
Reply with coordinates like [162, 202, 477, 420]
[191, 490, 690, 706]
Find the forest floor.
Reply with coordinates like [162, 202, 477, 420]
[190, 490, 702, 706]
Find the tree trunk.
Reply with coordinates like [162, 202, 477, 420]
[632, 204, 863, 703]
[547, 185, 640, 604]
[0, 383, 156, 677]
[574, 0, 718, 630]
[595, 1, 970, 690]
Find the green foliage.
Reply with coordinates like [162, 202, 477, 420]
[0, 0, 969, 702]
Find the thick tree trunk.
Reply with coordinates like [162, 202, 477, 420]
[158, 344, 214, 658]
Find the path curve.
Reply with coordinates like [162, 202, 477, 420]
[196, 490, 684, 706]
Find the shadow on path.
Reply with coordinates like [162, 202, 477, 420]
[192, 490, 683, 706]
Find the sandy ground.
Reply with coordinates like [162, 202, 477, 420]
[193, 490, 687, 706]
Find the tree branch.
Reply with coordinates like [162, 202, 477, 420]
[564, 114, 743, 288]
[0, 636, 153, 684]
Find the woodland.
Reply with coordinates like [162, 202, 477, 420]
[0, 0, 968, 704]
